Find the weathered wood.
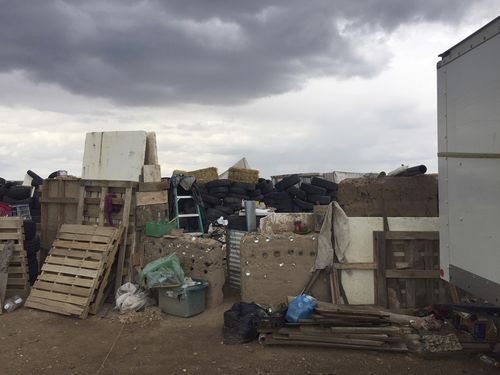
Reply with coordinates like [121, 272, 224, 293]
[383, 231, 439, 241]
[374, 232, 388, 307]
[138, 181, 169, 192]
[136, 191, 167, 206]
[334, 262, 377, 270]
[385, 269, 440, 279]
[142, 165, 161, 183]
[114, 187, 132, 291]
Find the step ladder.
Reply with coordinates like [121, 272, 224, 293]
[173, 184, 204, 236]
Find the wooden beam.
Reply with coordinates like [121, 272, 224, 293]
[385, 269, 440, 279]
[334, 262, 377, 270]
[136, 191, 167, 206]
[382, 231, 439, 241]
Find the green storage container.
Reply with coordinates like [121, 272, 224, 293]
[145, 219, 177, 237]
[158, 280, 208, 317]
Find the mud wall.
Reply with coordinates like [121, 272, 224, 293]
[240, 233, 330, 308]
[143, 236, 225, 308]
[337, 175, 438, 217]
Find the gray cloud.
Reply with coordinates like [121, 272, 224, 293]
[0, 0, 479, 106]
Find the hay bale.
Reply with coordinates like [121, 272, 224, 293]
[228, 167, 259, 184]
[189, 167, 218, 183]
[171, 167, 218, 183]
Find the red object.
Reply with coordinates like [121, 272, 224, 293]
[440, 268, 445, 278]
[0, 203, 12, 217]
[294, 220, 302, 233]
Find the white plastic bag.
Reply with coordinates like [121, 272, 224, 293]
[115, 282, 148, 313]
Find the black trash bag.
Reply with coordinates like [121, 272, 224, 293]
[223, 302, 267, 344]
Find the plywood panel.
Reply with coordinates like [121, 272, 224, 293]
[82, 131, 147, 182]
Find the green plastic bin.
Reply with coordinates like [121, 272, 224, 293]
[158, 280, 208, 317]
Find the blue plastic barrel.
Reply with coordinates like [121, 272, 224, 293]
[285, 294, 317, 323]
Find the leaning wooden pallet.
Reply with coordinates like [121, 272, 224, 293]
[0, 217, 29, 299]
[25, 224, 123, 319]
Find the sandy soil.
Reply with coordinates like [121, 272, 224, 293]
[0, 300, 497, 375]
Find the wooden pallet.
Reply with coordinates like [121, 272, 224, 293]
[25, 224, 123, 318]
[374, 231, 448, 309]
[0, 217, 29, 298]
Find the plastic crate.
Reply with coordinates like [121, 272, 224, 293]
[158, 280, 208, 317]
[145, 219, 176, 237]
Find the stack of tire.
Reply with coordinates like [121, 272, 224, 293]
[200, 179, 263, 226]
[263, 175, 338, 213]
[23, 219, 40, 285]
[0, 170, 43, 223]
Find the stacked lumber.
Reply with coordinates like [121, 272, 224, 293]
[259, 303, 413, 352]
[25, 224, 123, 318]
[0, 217, 29, 298]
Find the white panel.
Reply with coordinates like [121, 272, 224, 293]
[341, 218, 382, 304]
[341, 217, 438, 304]
[443, 35, 500, 154]
[446, 157, 500, 283]
[82, 131, 147, 181]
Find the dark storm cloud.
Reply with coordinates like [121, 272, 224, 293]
[0, 0, 474, 106]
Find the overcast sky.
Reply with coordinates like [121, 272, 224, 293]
[1, 1, 499, 180]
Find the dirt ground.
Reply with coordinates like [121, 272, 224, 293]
[0, 298, 498, 375]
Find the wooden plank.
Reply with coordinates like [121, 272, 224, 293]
[52, 239, 109, 252]
[136, 191, 167, 206]
[84, 197, 124, 205]
[76, 185, 85, 224]
[29, 289, 88, 306]
[115, 187, 132, 291]
[383, 231, 439, 241]
[33, 281, 92, 297]
[98, 186, 108, 225]
[59, 224, 116, 236]
[81, 180, 137, 188]
[0, 219, 23, 228]
[44, 255, 101, 270]
[138, 181, 169, 192]
[0, 233, 23, 240]
[142, 165, 161, 183]
[334, 262, 377, 270]
[89, 227, 123, 314]
[39, 197, 79, 204]
[41, 264, 98, 278]
[385, 269, 440, 279]
[374, 232, 388, 307]
[57, 232, 111, 244]
[50, 248, 103, 261]
[37, 273, 94, 288]
[25, 296, 82, 316]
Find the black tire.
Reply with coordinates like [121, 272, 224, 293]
[224, 197, 242, 206]
[307, 195, 331, 205]
[27, 170, 44, 187]
[47, 171, 58, 179]
[0, 184, 6, 197]
[197, 184, 208, 194]
[0, 177, 5, 185]
[275, 174, 300, 191]
[206, 179, 231, 189]
[1, 196, 33, 205]
[24, 235, 40, 256]
[5, 185, 31, 200]
[212, 192, 228, 199]
[258, 181, 273, 194]
[311, 177, 338, 191]
[227, 215, 247, 231]
[23, 220, 36, 241]
[263, 197, 275, 207]
[206, 208, 226, 218]
[300, 183, 327, 195]
[248, 189, 261, 198]
[275, 204, 294, 213]
[202, 194, 220, 206]
[215, 205, 234, 215]
[286, 186, 307, 200]
[229, 187, 246, 196]
[293, 198, 314, 211]
[231, 182, 256, 191]
[208, 186, 229, 195]
[266, 191, 290, 201]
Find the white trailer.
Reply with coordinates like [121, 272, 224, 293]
[438, 16, 500, 304]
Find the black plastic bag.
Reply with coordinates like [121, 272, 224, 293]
[223, 302, 267, 344]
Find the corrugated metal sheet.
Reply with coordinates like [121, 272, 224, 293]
[228, 229, 246, 290]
